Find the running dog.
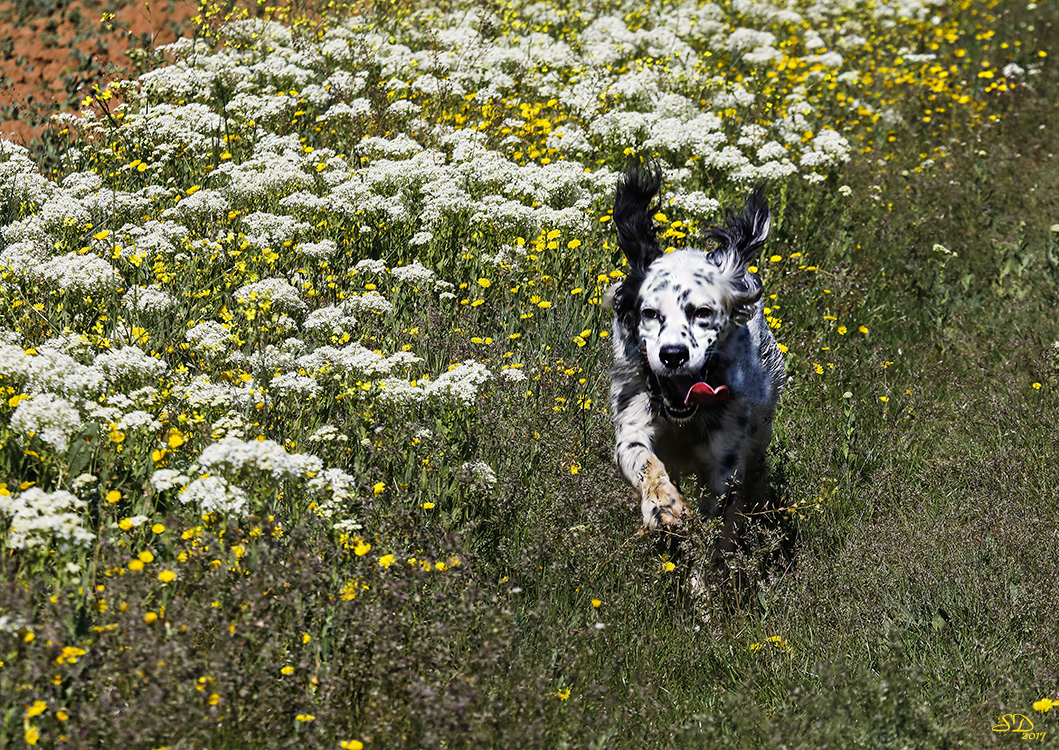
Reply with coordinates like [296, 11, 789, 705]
[608, 163, 784, 542]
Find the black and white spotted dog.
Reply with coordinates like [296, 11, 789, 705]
[608, 164, 785, 542]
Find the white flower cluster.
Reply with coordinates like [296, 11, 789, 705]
[10, 393, 82, 452]
[377, 360, 491, 407]
[235, 277, 307, 314]
[0, 487, 95, 550]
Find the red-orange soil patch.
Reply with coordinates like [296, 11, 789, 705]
[0, 0, 198, 144]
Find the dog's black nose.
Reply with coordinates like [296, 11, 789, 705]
[659, 344, 689, 369]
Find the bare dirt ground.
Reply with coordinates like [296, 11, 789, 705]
[0, 0, 198, 144]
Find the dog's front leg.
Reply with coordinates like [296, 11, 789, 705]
[613, 387, 686, 528]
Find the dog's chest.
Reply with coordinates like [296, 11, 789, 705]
[651, 408, 745, 474]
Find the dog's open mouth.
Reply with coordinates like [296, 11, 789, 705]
[656, 372, 729, 418]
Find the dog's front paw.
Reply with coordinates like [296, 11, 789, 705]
[639, 459, 686, 529]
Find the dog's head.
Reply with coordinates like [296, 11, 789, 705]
[611, 163, 770, 419]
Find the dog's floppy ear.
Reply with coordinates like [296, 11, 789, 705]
[706, 186, 769, 324]
[705, 185, 770, 270]
[612, 160, 663, 328]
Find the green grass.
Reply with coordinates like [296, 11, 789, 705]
[1, 0, 1058, 746]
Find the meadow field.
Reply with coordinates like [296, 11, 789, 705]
[1, 0, 1057, 746]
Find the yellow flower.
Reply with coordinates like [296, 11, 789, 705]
[26, 700, 47, 718]
[295, 714, 315, 722]
[1032, 382, 1042, 390]
[837, 326, 847, 335]
[128, 560, 144, 572]
[477, 278, 491, 288]
[378, 554, 396, 569]
[152, 523, 165, 534]
[557, 687, 571, 700]
[858, 326, 869, 334]
[341, 741, 365, 750]
[25, 726, 40, 745]
[591, 599, 601, 608]
[158, 570, 176, 583]
[353, 539, 371, 556]
[662, 561, 676, 572]
[421, 501, 436, 509]
[880, 396, 889, 403]
[1033, 698, 1055, 713]
[373, 482, 386, 496]
[106, 490, 121, 504]
[567, 239, 582, 249]
[144, 611, 158, 624]
[138, 550, 154, 563]
[570, 463, 580, 475]
[281, 666, 294, 675]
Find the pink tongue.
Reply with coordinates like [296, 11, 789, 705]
[685, 382, 730, 405]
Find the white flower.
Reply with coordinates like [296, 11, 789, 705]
[39, 253, 120, 294]
[179, 475, 250, 515]
[0, 488, 94, 550]
[391, 261, 435, 285]
[236, 278, 307, 314]
[303, 305, 356, 334]
[124, 285, 179, 314]
[10, 393, 82, 452]
[93, 346, 168, 384]
[196, 435, 324, 481]
[270, 372, 320, 398]
[186, 321, 232, 352]
[150, 469, 191, 491]
[461, 460, 497, 489]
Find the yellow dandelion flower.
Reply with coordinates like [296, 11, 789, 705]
[128, 560, 144, 572]
[26, 700, 47, 718]
[158, 570, 176, 583]
[144, 611, 158, 624]
[106, 490, 121, 504]
[353, 539, 371, 556]
[662, 561, 676, 572]
[281, 666, 295, 675]
[557, 687, 571, 700]
[378, 554, 396, 569]
[421, 501, 436, 509]
[858, 326, 869, 334]
[138, 550, 154, 563]
[373, 482, 386, 496]
[1032, 382, 1042, 390]
[341, 741, 365, 750]
[295, 714, 315, 722]
[477, 278, 491, 288]
[1033, 698, 1055, 713]
[591, 599, 601, 608]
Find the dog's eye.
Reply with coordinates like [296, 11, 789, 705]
[641, 308, 659, 321]
[693, 306, 713, 320]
